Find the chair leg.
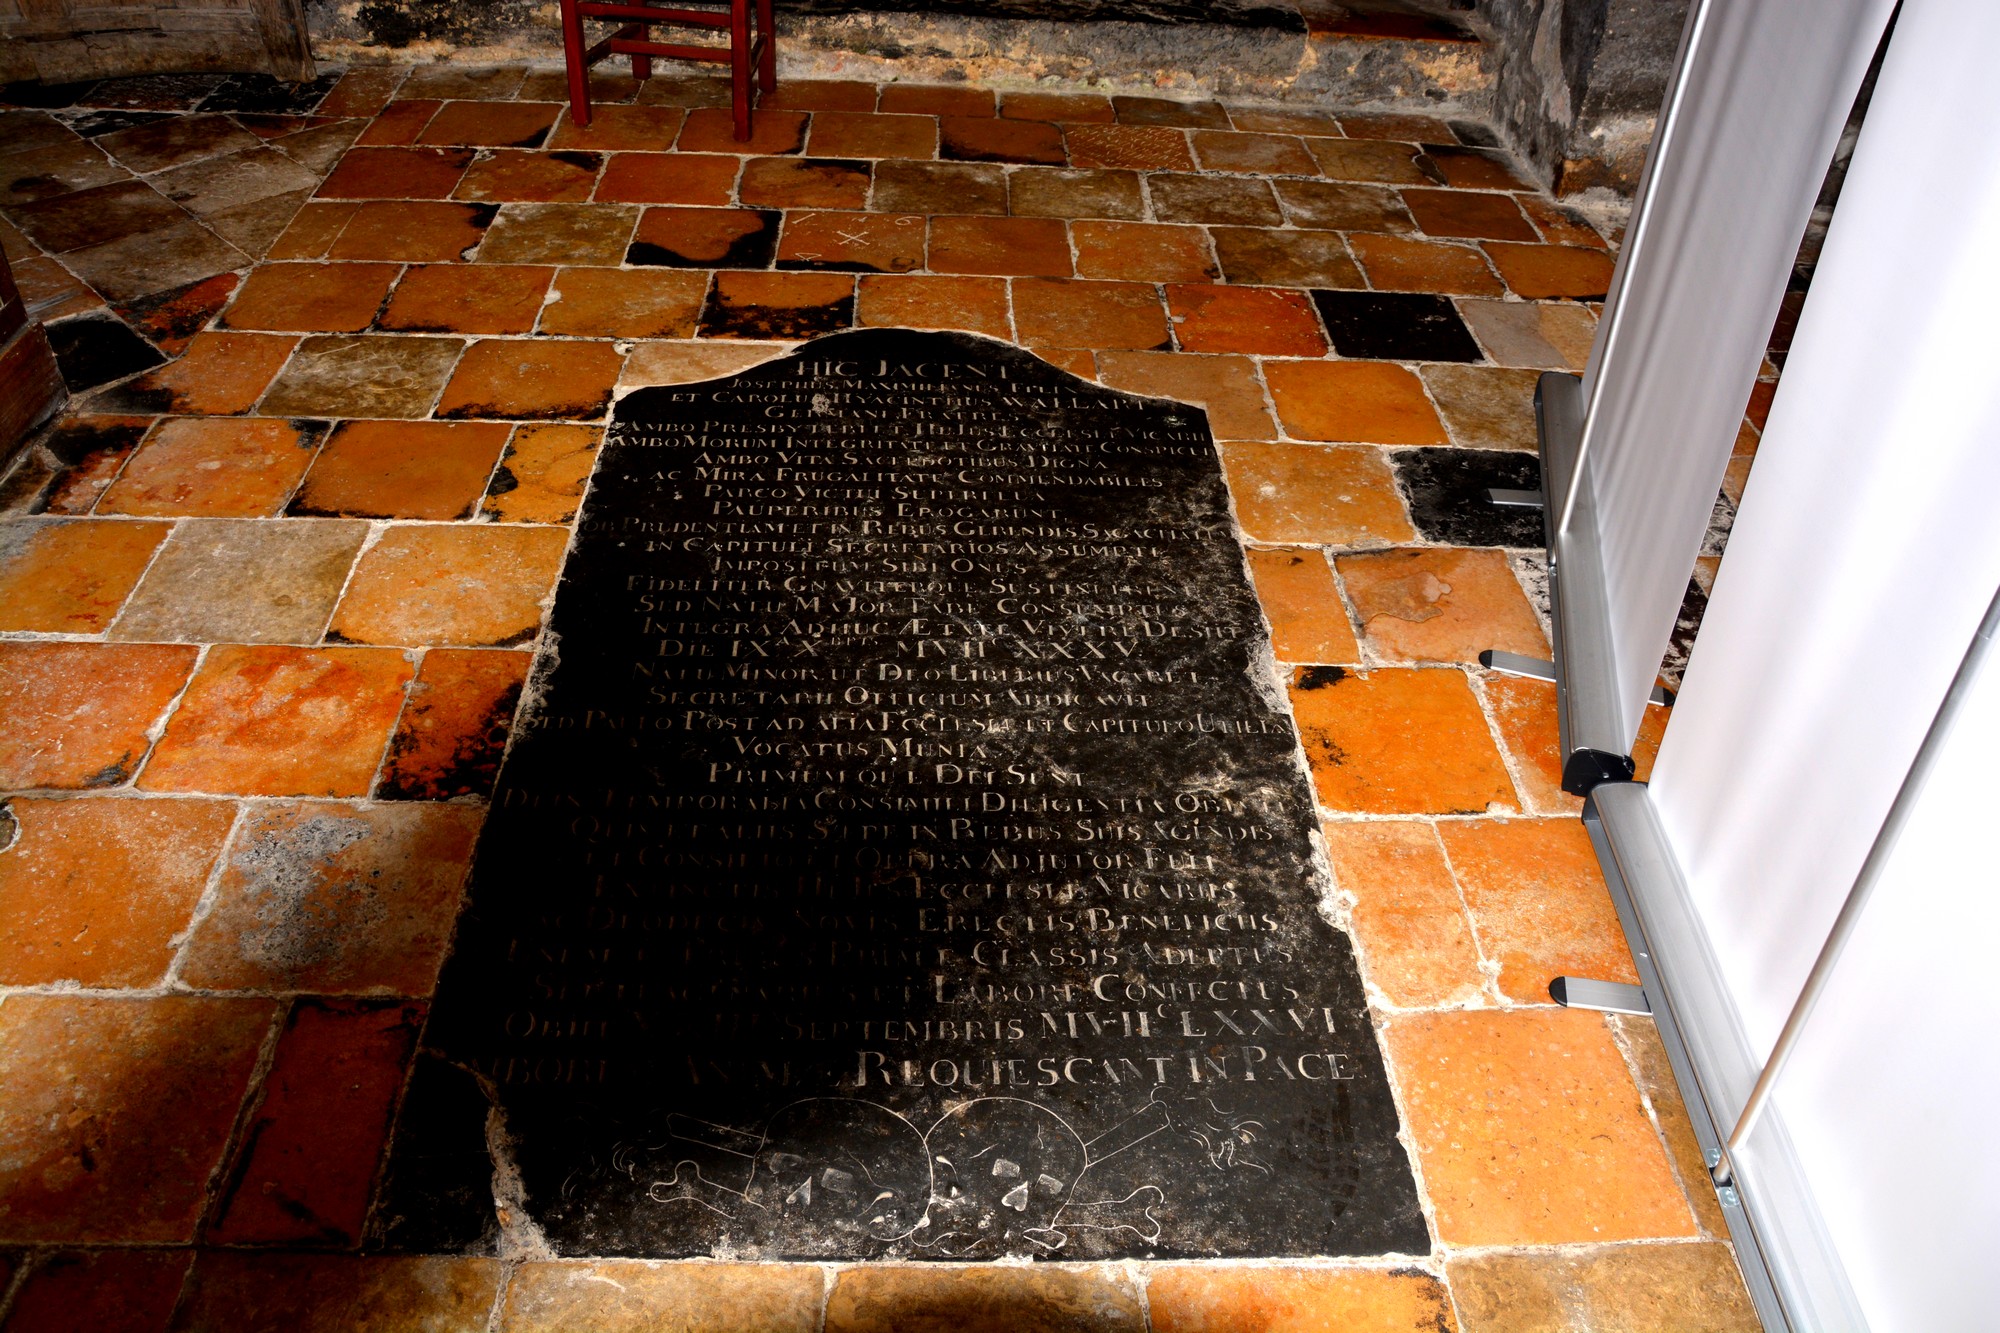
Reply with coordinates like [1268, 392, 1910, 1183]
[559, 0, 593, 126]
[730, 0, 752, 141]
[630, 21, 652, 82]
[755, 0, 776, 94]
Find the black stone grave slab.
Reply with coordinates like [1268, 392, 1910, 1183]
[376, 329, 1427, 1262]
[1310, 291, 1483, 363]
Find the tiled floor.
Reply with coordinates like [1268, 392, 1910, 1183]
[0, 65, 1769, 1331]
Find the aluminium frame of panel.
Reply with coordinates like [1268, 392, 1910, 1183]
[1536, 386, 1866, 1333]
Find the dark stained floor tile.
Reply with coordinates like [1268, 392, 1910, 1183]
[627, 205, 779, 268]
[739, 156, 871, 210]
[869, 159, 1006, 214]
[43, 313, 165, 391]
[1113, 94, 1229, 128]
[3, 1249, 193, 1333]
[1146, 172, 1283, 226]
[938, 115, 1065, 165]
[95, 111, 258, 172]
[698, 271, 854, 339]
[1392, 446, 1545, 546]
[1310, 290, 1483, 362]
[7, 179, 179, 252]
[378, 648, 532, 799]
[112, 272, 240, 354]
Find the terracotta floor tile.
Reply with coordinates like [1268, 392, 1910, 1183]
[3, 1249, 193, 1333]
[1388, 1007, 1695, 1245]
[1338, 113, 1453, 141]
[1338, 547, 1547, 663]
[871, 160, 1007, 214]
[698, 270, 856, 339]
[1166, 283, 1325, 356]
[502, 1261, 823, 1333]
[1350, 234, 1503, 296]
[1323, 818, 1487, 1008]
[292, 419, 510, 520]
[1265, 361, 1446, 445]
[1290, 665, 1514, 813]
[175, 792, 476, 992]
[1424, 144, 1531, 190]
[539, 265, 707, 336]
[1447, 1243, 1757, 1333]
[1034, 347, 1098, 380]
[807, 111, 937, 161]
[137, 644, 414, 796]
[436, 337, 623, 419]
[1518, 193, 1607, 247]
[595, 151, 740, 205]
[111, 517, 368, 644]
[62, 219, 249, 305]
[778, 209, 926, 274]
[519, 68, 640, 105]
[476, 201, 639, 266]
[483, 422, 602, 523]
[417, 100, 560, 148]
[319, 66, 406, 118]
[1400, 188, 1538, 241]
[1608, 1013, 1731, 1237]
[179, 801, 480, 993]
[114, 271, 241, 355]
[633, 74, 733, 109]
[1245, 546, 1358, 663]
[223, 261, 399, 331]
[402, 65, 528, 100]
[1481, 674, 1579, 815]
[97, 112, 258, 173]
[378, 262, 554, 334]
[927, 215, 1070, 276]
[678, 107, 808, 155]
[326, 199, 494, 262]
[1096, 350, 1275, 439]
[762, 79, 877, 112]
[99, 330, 297, 415]
[1012, 278, 1169, 351]
[856, 274, 1011, 338]
[455, 148, 603, 203]
[378, 647, 531, 799]
[1148, 173, 1283, 225]
[269, 199, 358, 259]
[1002, 90, 1115, 123]
[544, 104, 685, 151]
[317, 145, 475, 199]
[0, 518, 167, 632]
[0, 797, 236, 988]
[30, 417, 153, 516]
[11, 254, 103, 322]
[1438, 818, 1635, 1002]
[97, 417, 321, 518]
[258, 333, 464, 418]
[1229, 106, 1344, 135]
[878, 84, 994, 117]
[0, 994, 274, 1243]
[1484, 242, 1615, 300]
[1209, 227, 1362, 288]
[1008, 166, 1143, 219]
[1071, 220, 1216, 282]
[1306, 138, 1437, 185]
[1458, 299, 1596, 370]
[329, 523, 567, 647]
[355, 99, 441, 145]
[212, 997, 423, 1245]
[1222, 442, 1410, 544]
[1191, 129, 1319, 176]
[825, 1266, 1144, 1333]
[618, 340, 789, 389]
[741, 155, 871, 209]
[171, 1253, 505, 1333]
[1114, 95, 1228, 129]
[940, 115, 1065, 165]
[1147, 1265, 1458, 1333]
[1419, 364, 1541, 450]
[1064, 123, 1194, 171]
[627, 204, 778, 268]
[1268, 180, 1411, 233]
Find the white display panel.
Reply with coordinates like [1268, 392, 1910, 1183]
[1649, 0, 2000, 1324]
[1575, 0, 1893, 748]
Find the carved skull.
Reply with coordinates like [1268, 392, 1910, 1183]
[741, 1098, 931, 1253]
[914, 1099, 1084, 1257]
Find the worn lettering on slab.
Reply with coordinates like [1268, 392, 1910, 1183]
[375, 328, 1426, 1260]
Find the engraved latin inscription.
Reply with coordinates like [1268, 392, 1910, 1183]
[377, 329, 1427, 1260]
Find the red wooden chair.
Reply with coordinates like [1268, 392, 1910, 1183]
[558, 0, 776, 141]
